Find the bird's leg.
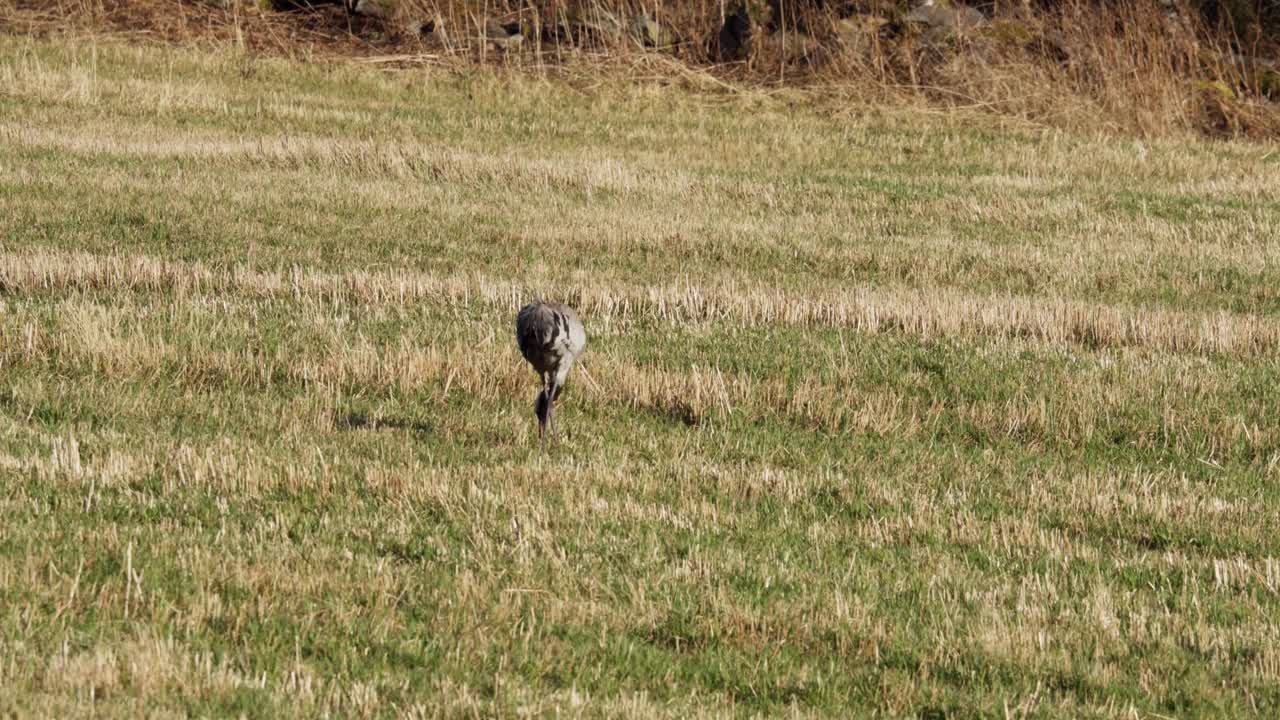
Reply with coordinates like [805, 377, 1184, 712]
[549, 399, 557, 444]
[548, 377, 562, 445]
[537, 373, 548, 452]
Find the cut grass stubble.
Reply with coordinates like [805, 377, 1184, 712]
[1, 35, 1280, 718]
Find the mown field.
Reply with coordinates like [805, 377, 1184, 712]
[2, 33, 1280, 718]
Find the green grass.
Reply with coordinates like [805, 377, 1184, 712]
[2, 34, 1280, 717]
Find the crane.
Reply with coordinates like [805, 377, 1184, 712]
[515, 300, 587, 449]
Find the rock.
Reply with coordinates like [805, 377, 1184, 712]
[1036, 28, 1070, 63]
[352, 0, 388, 19]
[483, 19, 524, 51]
[766, 0, 814, 33]
[1198, 79, 1236, 101]
[1233, 54, 1280, 99]
[903, 0, 985, 42]
[629, 14, 671, 47]
[979, 18, 1035, 48]
[1261, 68, 1280, 100]
[758, 30, 821, 64]
[259, 0, 346, 11]
[835, 14, 887, 54]
[404, 14, 447, 44]
[575, 7, 627, 42]
[559, 8, 671, 48]
[716, 4, 753, 61]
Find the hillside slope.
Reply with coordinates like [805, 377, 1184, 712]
[2, 36, 1280, 717]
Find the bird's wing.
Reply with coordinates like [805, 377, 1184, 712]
[547, 305, 585, 358]
[566, 310, 587, 357]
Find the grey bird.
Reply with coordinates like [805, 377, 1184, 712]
[516, 300, 587, 449]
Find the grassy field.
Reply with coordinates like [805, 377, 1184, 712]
[2, 33, 1280, 717]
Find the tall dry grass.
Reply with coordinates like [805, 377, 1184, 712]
[2, 0, 1277, 137]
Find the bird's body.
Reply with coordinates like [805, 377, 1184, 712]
[516, 301, 586, 447]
